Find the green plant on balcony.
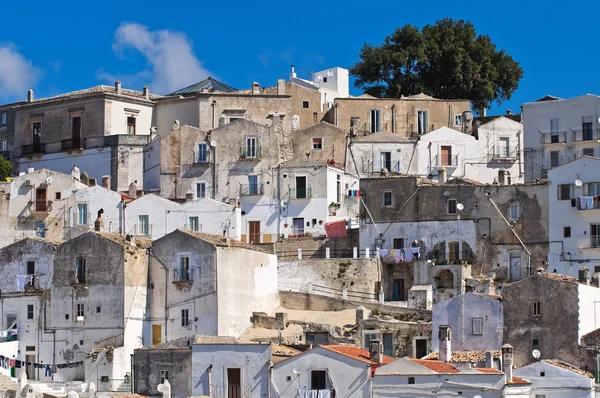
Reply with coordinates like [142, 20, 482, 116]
[329, 202, 341, 215]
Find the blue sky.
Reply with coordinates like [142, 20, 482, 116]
[2, 0, 600, 114]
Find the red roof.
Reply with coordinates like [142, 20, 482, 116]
[476, 368, 503, 374]
[507, 376, 532, 385]
[321, 345, 394, 366]
[409, 359, 460, 374]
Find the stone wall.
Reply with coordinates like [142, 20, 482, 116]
[133, 348, 192, 397]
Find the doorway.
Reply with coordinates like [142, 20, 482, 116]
[25, 354, 35, 380]
[152, 324, 162, 345]
[510, 254, 521, 281]
[392, 279, 405, 301]
[441, 146, 452, 166]
[499, 137, 510, 157]
[72, 116, 82, 148]
[227, 368, 241, 398]
[415, 339, 427, 359]
[248, 221, 260, 244]
[293, 218, 304, 235]
[295, 176, 307, 199]
[380, 152, 391, 171]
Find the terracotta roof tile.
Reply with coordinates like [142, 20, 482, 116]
[320, 345, 394, 366]
[177, 229, 273, 254]
[507, 376, 532, 385]
[540, 273, 578, 283]
[545, 360, 595, 378]
[422, 350, 501, 363]
[409, 359, 460, 374]
[476, 368, 503, 374]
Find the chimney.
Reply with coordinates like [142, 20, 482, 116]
[579, 267, 591, 285]
[173, 120, 180, 131]
[438, 325, 452, 363]
[291, 64, 297, 79]
[506, 109, 512, 116]
[369, 339, 384, 364]
[478, 108, 486, 117]
[252, 82, 260, 94]
[502, 344, 513, 383]
[27, 167, 34, 174]
[89, 178, 97, 186]
[94, 209, 104, 232]
[275, 312, 288, 330]
[71, 165, 81, 181]
[27, 89, 34, 102]
[101, 175, 112, 190]
[485, 351, 494, 369]
[438, 168, 447, 184]
[355, 305, 370, 323]
[271, 113, 281, 128]
[143, 86, 150, 100]
[115, 81, 122, 95]
[128, 182, 137, 199]
[592, 266, 600, 287]
[185, 191, 194, 202]
[277, 79, 285, 95]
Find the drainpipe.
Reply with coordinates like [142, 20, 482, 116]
[277, 165, 281, 241]
[147, 248, 169, 342]
[517, 130, 523, 178]
[334, 103, 339, 127]
[391, 104, 396, 134]
[448, 105, 452, 128]
[267, 361, 273, 398]
[212, 143, 217, 200]
[211, 100, 217, 129]
[208, 365, 213, 397]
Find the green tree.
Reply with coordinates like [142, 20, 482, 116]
[0, 155, 13, 181]
[350, 19, 523, 111]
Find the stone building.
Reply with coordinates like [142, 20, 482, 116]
[146, 229, 278, 344]
[503, 270, 600, 369]
[0, 100, 24, 162]
[359, 176, 550, 288]
[290, 122, 347, 165]
[348, 131, 415, 177]
[12, 83, 157, 191]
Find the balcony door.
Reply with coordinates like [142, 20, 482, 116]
[441, 146, 452, 166]
[295, 176, 307, 199]
[36, 188, 47, 211]
[227, 368, 241, 398]
[592, 224, 600, 248]
[499, 137, 510, 157]
[72, 116, 82, 148]
[293, 218, 304, 234]
[248, 221, 260, 244]
[380, 152, 391, 171]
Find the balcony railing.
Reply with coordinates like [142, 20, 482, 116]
[131, 224, 152, 237]
[240, 146, 261, 159]
[21, 143, 46, 155]
[433, 154, 459, 167]
[409, 124, 436, 136]
[289, 188, 312, 199]
[61, 138, 83, 150]
[489, 146, 519, 161]
[581, 235, 600, 249]
[575, 197, 600, 210]
[239, 184, 264, 196]
[571, 129, 600, 142]
[30, 199, 52, 213]
[364, 160, 401, 173]
[173, 269, 192, 283]
[193, 150, 211, 165]
[540, 131, 567, 144]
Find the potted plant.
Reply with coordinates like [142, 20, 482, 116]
[319, 220, 323, 225]
[329, 202, 341, 216]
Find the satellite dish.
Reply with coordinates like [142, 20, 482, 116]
[150, 126, 158, 133]
[293, 368, 300, 375]
[327, 69, 334, 77]
[456, 203, 464, 211]
[210, 140, 217, 147]
[575, 179, 583, 187]
[46, 176, 53, 184]
[157, 384, 164, 392]
[317, 75, 323, 81]
[532, 349, 541, 359]
[474, 396, 483, 398]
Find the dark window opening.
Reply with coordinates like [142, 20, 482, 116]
[311, 370, 327, 390]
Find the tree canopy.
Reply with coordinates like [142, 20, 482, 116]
[0, 156, 13, 181]
[350, 19, 523, 111]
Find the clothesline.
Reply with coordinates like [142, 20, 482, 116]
[572, 196, 599, 210]
[379, 246, 420, 263]
[0, 354, 83, 377]
[16, 275, 37, 292]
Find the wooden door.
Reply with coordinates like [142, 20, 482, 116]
[36, 188, 47, 211]
[441, 146, 452, 166]
[227, 368, 241, 398]
[248, 221, 260, 244]
[152, 324, 162, 345]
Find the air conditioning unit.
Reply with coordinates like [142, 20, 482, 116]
[25, 179, 34, 187]
[76, 316, 85, 322]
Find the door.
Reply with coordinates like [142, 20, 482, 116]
[227, 368, 241, 398]
[393, 279, 405, 301]
[36, 188, 47, 211]
[25, 354, 35, 380]
[293, 218, 304, 234]
[380, 152, 391, 171]
[311, 370, 327, 390]
[152, 324, 162, 345]
[592, 224, 600, 248]
[295, 176, 307, 198]
[415, 339, 428, 358]
[248, 175, 258, 195]
[499, 137, 510, 157]
[248, 221, 260, 244]
[550, 118, 559, 143]
[448, 242, 460, 264]
[441, 146, 452, 166]
[510, 253, 521, 281]
[72, 116, 82, 148]
[27, 261, 35, 287]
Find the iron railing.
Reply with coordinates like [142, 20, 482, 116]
[489, 146, 519, 161]
[131, 224, 152, 237]
[540, 131, 567, 144]
[239, 184, 264, 196]
[433, 154, 459, 167]
[193, 148, 211, 164]
[61, 138, 83, 150]
[288, 188, 312, 199]
[21, 143, 46, 155]
[571, 129, 600, 142]
[575, 197, 600, 210]
[240, 146, 261, 159]
[364, 160, 401, 173]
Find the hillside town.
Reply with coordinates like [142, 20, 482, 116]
[0, 58, 600, 398]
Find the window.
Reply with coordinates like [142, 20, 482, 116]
[323, 77, 328, 83]
[532, 301, 542, 316]
[380, 151, 392, 171]
[36, 223, 46, 238]
[564, 227, 571, 238]
[383, 333, 393, 356]
[71, 116, 82, 145]
[592, 224, 600, 248]
[550, 119, 559, 142]
[55, 192, 61, 200]
[196, 183, 206, 199]
[32, 122, 42, 146]
[302, 101, 310, 109]
[311, 370, 327, 390]
[550, 151, 559, 167]
[138, 215, 149, 235]
[408, 377, 415, 385]
[77, 203, 88, 225]
[312, 137, 323, 150]
[180, 255, 190, 282]
[539, 372, 545, 377]
[189, 216, 199, 231]
[532, 338, 539, 347]
[0, 112, 6, 126]
[197, 143, 208, 163]
[417, 110, 428, 134]
[76, 303, 85, 318]
[127, 116, 136, 135]
[181, 309, 189, 327]
[245, 137, 258, 158]
[76, 257, 86, 284]
[557, 184, 573, 200]
[305, 332, 329, 346]
[364, 333, 377, 349]
[96, 306, 101, 313]
[160, 370, 169, 384]
[472, 317, 483, 335]
[248, 175, 258, 195]
[454, 114, 462, 127]
[509, 203, 520, 221]
[447, 199, 457, 215]
[382, 191, 393, 207]
[535, 394, 546, 398]
[370, 109, 381, 132]
[448, 242, 460, 264]
[393, 238, 404, 250]
[27, 305, 34, 320]
[583, 148, 594, 157]
[584, 182, 600, 196]
[0, 139, 6, 151]
[583, 116, 594, 141]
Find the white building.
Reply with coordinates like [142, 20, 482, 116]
[290, 66, 350, 110]
[124, 194, 241, 241]
[348, 131, 415, 177]
[513, 360, 595, 398]
[523, 94, 600, 183]
[69, 184, 124, 238]
[547, 156, 600, 276]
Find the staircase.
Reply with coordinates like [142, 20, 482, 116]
[0, 374, 16, 391]
[116, 380, 132, 393]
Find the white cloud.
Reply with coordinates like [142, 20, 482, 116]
[110, 22, 210, 94]
[0, 44, 42, 99]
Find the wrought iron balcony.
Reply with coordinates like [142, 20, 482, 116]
[193, 149, 211, 165]
[239, 183, 264, 196]
[433, 154, 459, 167]
[240, 146, 261, 159]
[571, 129, 600, 142]
[61, 138, 83, 150]
[289, 188, 312, 199]
[364, 160, 401, 173]
[540, 131, 566, 144]
[21, 143, 46, 155]
[488, 146, 519, 161]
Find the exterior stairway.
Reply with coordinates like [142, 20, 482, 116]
[0, 374, 16, 391]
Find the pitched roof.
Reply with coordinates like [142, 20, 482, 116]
[535, 95, 562, 102]
[422, 350, 501, 363]
[408, 359, 460, 374]
[177, 229, 273, 254]
[506, 376, 531, 385]
[546, 155, 600, 172]
[353, 131, 412, 143]
[320, 345, 394, 366]
[539, 272, 578, 284]
[545, 360, 595, 378]
[27, 85, 160, 103]
[168, 77, 238, 95]
[406, 93, 435, 100]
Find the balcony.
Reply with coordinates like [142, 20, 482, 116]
[581, 235, 600, 249]
[172, 269, 192, 285]
[30, 199, 52, 214]
[289, 188, 312, 199]
[433, 154, 459, 167]
[240, 146, 261, 160]
[130, 224, 152, 237]
[571, 129, 600, 143]
[363, 160, 401, 173]
[540, 131, 567, 145]
[61, 138, 83, 151]
[21, 143, 46, 156]
[575, 197, 600, 210]
[193, 150, 211, 165]
[239, 183, 264, 196]
[488, 146, 519, 162]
